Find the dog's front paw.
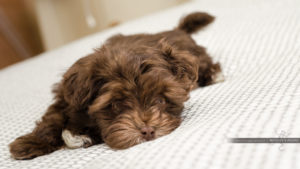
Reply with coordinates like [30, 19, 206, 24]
[62, 130, 93, 149]
[9, 134, 57, 160]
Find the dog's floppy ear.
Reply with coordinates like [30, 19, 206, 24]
[158, 38, 199, 84]
[61, 54, 104, 109]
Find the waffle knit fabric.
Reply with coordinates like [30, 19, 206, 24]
[1, 0, 299, 168]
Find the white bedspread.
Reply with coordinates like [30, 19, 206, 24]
[1, 0, 299, 168]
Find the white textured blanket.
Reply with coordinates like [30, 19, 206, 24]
[1, 0, 299, 168]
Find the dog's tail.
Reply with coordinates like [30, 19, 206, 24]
[178, 12, 215, 34]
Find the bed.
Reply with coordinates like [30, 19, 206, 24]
[1, 0, 299, 168]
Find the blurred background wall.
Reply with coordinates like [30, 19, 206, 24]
[0, 0, 189, 69]
[0, 0, 43, 69]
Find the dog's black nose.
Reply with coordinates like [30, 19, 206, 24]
[141, 126, 155, 141]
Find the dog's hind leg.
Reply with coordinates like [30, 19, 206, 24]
[196, 53, 224, 86]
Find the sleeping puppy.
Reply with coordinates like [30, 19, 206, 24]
[9, 12, 224, 160]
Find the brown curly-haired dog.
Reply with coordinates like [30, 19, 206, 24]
[9, 12, 223, 160]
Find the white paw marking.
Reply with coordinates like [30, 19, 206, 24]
[213, 72, 225, 83]
[62, 130, 92, 149]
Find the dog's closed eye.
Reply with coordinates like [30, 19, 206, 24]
[112, 102, 122, 112]
[156, 97, 166, 105]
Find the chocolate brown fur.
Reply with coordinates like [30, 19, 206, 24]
[9, 12, 221, 159]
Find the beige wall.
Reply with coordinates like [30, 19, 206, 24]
[34, 0, 189, 50]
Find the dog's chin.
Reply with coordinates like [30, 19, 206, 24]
[103, 126, 180, 149]
[103, 129, 145, 149]
[102, 116, 181, 149]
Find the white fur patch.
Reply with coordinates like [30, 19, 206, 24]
[62, 130, 92, 149]
[213, 72, 225, 83]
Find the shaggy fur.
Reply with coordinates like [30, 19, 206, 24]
[9, 12, 222, 160]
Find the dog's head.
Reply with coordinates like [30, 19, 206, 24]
[61, 40, 199, 149]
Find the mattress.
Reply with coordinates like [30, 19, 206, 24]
[1, 0, 299, 168]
